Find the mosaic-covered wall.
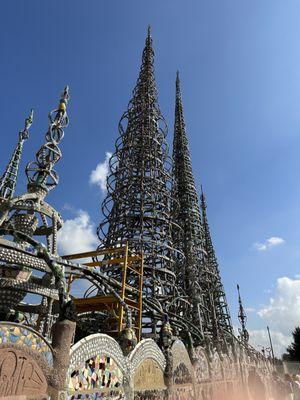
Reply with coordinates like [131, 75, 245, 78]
[0, 323, 274, 400]
[0, 321, 53, 365]
[0, 322, 53, 398]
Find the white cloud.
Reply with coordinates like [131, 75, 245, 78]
[248, 329, 291, 357]
[253, 236, 285, 251]
[57, 209, 98, 255]
[89, 152, 112, 193]
[257, 277, 300, 336]
[233, 325, 289, 357]
[248, 276, 300, 356]
[245, 307, 256, 313]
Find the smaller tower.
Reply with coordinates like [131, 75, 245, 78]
[172, 71, 207, 337]
[237, 284, 249, 343]
[200, 187, 233, 339]
[0, 87, 71, 329]
[0, 109, 33, 200]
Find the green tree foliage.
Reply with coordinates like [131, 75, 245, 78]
[286, 327, 300, 361]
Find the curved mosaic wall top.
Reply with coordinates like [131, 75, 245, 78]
[68, 334, 126, 400]
[129, 338, 166, 375]
[69, 334, 127, 375]
[171, 340, 193, 375]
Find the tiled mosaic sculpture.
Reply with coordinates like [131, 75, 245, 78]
[0, 322, 53, 365]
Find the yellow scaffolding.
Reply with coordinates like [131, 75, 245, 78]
[62, 243, 144, 341]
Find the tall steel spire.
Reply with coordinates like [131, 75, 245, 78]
[172, 72, 207, 334]
[200, 187, 233, 337]
[0, 110, 33, 200]
[97, 29, 182, 335]
[172, 73, 233, 347]
[237, 284, 249, 343]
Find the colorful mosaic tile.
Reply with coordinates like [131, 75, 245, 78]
[0, 323, 53, 365]
[68, 354, 124, 398]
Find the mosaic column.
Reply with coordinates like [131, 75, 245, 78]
[49, 319, 76, 400]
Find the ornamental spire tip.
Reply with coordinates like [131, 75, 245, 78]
[28, 108, 34, 122]
[61, 85, 70, 102]
[20, 108, 34, 141]
[176, 71, 181, 95]
[200, 185, 206, 208]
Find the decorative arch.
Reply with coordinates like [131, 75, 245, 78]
[69, 333, 127, 374]
[67, 333, 127, 399]
[129, 339, 167, 394]
[211, 351, 223, 380]
[128, 338, 166, 375]
[227, 346, 238, 379]
[171, 339, 193, 373]
[194, 347, 210, 382]
[221, 354, 232, 380]
[171, 340, 195, 399]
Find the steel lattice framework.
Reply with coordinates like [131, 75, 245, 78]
[172, 72, 233, 347]
[97, 28, 185, 335]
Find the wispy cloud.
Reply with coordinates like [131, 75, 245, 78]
[253, 236, 285, 251]
[89, 151, 112, 193]
[245, 307, 255, 313]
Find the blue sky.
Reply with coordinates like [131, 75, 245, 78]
[1, 0, 300, 354]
